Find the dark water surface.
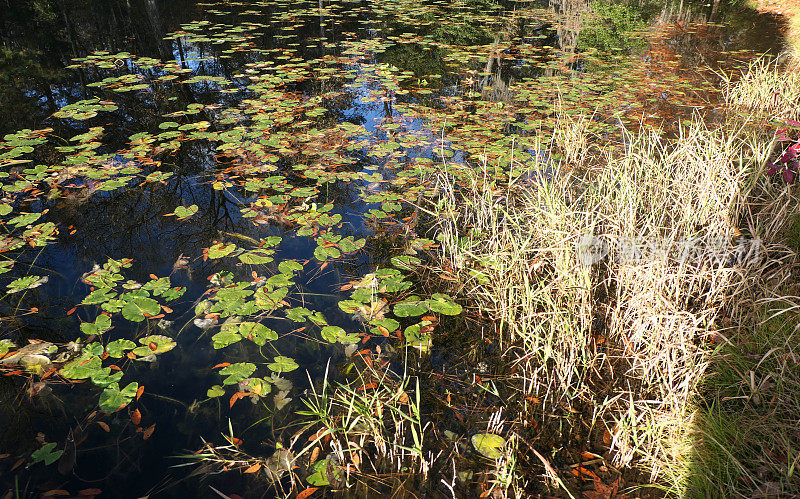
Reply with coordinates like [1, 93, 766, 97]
[0, 0, 786, 496]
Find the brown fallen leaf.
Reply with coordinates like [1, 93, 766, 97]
[244, 463, 261, 474]
[143, 424, 155, 440]
[297, 487, 319, 499]
[309, 446, 320, 465]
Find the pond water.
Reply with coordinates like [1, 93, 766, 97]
[0, 0, 786, 497]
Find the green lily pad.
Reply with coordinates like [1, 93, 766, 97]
[212, 325, 243, 349]
[339, 237, 366, 253]
[105, 339, 136, 358]
[99, 382, 139, 413]
[238, 249, 275, 264]
[121, 296, 160, 322]
[278, 260, 303, 274]
[307, 458, 331, 485]
[240, 322, 277, 346]
[370, 318, 400, 332]
[267, 356, 298, 373]
[83, 287, 117, 305]
[8, 212, 42, 227]
[393, 297, 429, 317]
[219, 362, 256, 385]
[31, 442, 63, 466]
[132, 334, 176, 356]
[80, 314, 112, 335]
[320, 325, 359, 345]
[208, 242, 236, 259]
[471, 433, 506, 460]
[172, 204, 198, 218]
[60, 353, 102, 379]
[313, 245, 341, 261]
[207, 385, 225, 398]
[426, 293, 463, 315]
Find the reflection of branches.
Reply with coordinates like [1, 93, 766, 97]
[549, 0, 590, 54]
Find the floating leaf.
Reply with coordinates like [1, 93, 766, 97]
[471, 433, 506, 459]
[105, 339, 136, 358]
[80, 315, 112, 335]
[131, 335, 176, 356]
[238, 249, 274, 264]
[267, 356, 298, 373]
[320, 326, 359, 345]
[99, 382, 139, 413]
[426, 293, 463, 315]
[240, 321, 278, 346]
[207, 242, 236, 259]
[212, 325, 243, 349]
[60, 354, 102, 379]
[278, 260, 303, 274]
[121, 297, 160, 322]
[31, 442, 63, 466]
[8, 275, 47, 293]
[393, 297, 429, 317]
[207, 385, 225, 398]
[219, 362, 256, 385]
[172, 205, 198, 218]
[82, 287, 116, 305]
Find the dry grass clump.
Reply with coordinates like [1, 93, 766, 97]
[720, 56, 800, 119]
[435, 88, 800, 494]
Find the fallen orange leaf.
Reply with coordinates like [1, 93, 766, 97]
[297, 487, 319, 499]
[43, 490, 70, 496]
[143, 424, 155, 440]
[244, 463, 261, 474]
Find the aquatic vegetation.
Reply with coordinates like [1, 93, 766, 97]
[0, 0, 792, 496]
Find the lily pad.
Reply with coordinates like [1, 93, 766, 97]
[320, 325, 359, 345]
[80, 314, 112, 335]
[99, 382, 139, 413]
[240, 321, 277, 346]
[60, 353, 102, 379]
[207, 385, 225, 398]
[278, 260, 303, 274]
[105, 339, 136, 358]
[31, 442, 63, 466]
[219, 362, 256, 385]
[471, 433, 506, 460]
[393, 297, 429, 317]
[131, 334, 176, 356]
[83, 287, 116, 305]
[307, 459, 331, 486]
[208, 242, 236, 259]
[426, 293, 463, 315]
[267, 356, 298, 373]
[121, 296, 160, 322]
[172, 204, 198, 218]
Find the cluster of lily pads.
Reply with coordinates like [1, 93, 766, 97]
[0, 0, 757, 494]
